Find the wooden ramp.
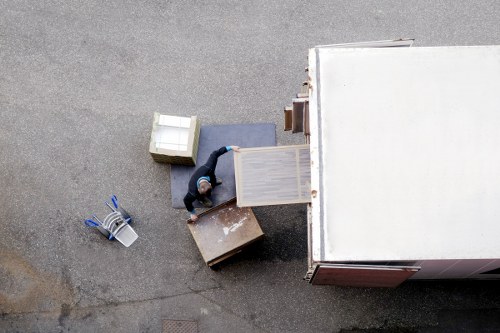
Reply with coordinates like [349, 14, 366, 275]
[234, 145, 311, 207]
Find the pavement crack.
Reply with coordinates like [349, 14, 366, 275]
[186, 285, 223, 294]
[1, 287, 222, 317]
[195, 291, 272, 333]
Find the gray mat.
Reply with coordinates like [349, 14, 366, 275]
[170, 123, 276, 209]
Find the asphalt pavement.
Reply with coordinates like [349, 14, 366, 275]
[2, 1, 500, 332]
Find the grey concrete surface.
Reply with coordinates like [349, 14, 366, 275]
[1, 1, 500, 332]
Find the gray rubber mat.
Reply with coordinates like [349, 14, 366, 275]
[170, 123, 276, 209]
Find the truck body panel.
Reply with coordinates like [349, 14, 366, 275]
[307, 44, 500, 285]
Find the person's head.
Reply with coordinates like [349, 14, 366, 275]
[198, 180, 212, 195]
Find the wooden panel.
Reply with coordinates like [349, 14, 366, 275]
[292, 98, 306, 133]
[234, 145, 311, 207]
[303, 101, 310, 136]
[187, 198, 264, 266]
[312, 264, 420, 287]
[284, 107, 292, 131]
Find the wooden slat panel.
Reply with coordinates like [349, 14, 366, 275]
[234, 145, 311, 207]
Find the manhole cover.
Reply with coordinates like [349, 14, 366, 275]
[163, 319, 198, 333]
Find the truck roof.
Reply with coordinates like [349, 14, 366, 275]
[309, 45, 500, 262]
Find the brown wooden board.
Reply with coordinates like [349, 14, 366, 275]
[303, 101, 310, 136]
[187, 198, 264, 266]
[311, 264, 420, 287]
[284, 107, 292, 131]
[292, 98, 307, 133]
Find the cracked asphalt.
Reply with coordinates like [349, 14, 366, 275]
[2, 1, 500, 332]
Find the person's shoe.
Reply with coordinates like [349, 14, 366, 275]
[200, 197, 213, 208]
[216, 177, 223, 185]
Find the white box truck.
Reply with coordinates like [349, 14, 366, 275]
[299, 41, 500, 287]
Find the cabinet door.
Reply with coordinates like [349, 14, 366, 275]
[311, 264, 420, 287]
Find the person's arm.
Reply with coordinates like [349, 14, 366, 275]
[203, 146, 229, 171]
[226, 145, 240, 152]
[183, 193, 198, 222]
[189, 212, 198, 222]
[204, 145, 241, 169]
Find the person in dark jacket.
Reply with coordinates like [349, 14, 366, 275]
[184, 145, 240, 221]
